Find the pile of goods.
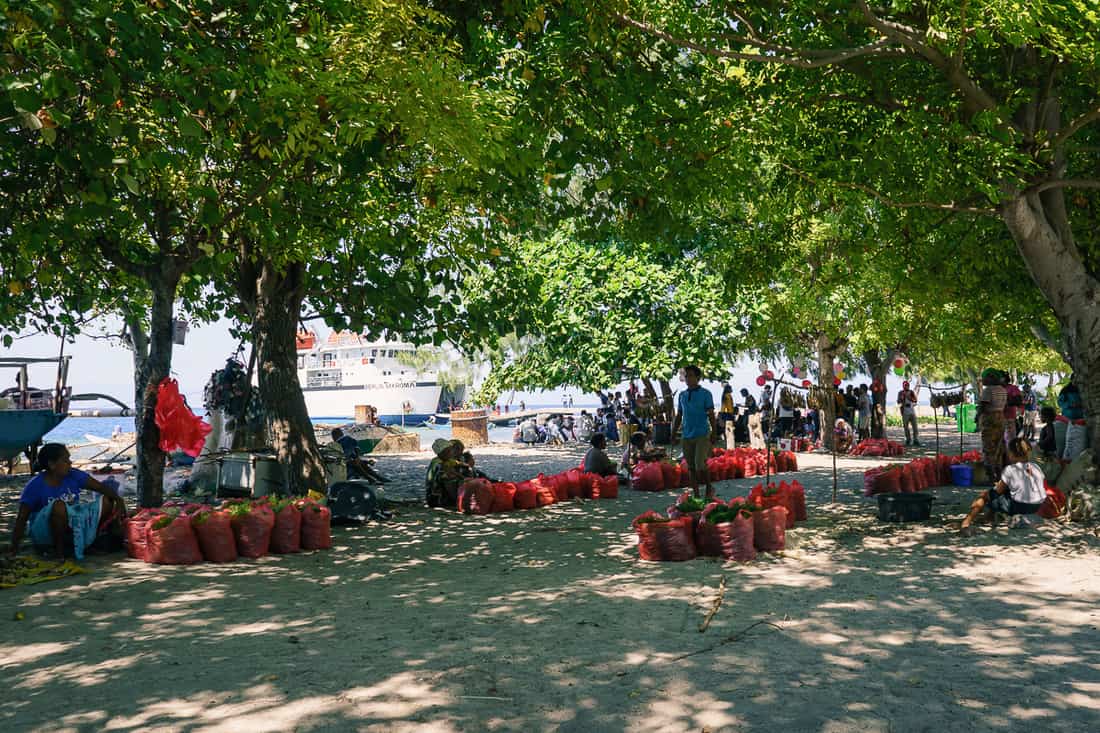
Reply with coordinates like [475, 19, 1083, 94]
[929, 390, 966, 410]
[124, 497, 331, 565]
[632, 448, 800, 492]
[633, 481, 808, 562]
[457, 468, 618, 515]
[850, 438, 905, 457]
[863, 452, 982, 496]
[778, 387, 807, 409]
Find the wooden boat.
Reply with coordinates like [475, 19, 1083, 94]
[0, 357, 72, 462]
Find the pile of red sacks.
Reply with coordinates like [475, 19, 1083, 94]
[863, 453, 980, 496]
[860, 449, 1064, 517]
[850, 438, 905, 457]
[631, 448, 800, 492]
[632, 480, 809, 562]
[457, 468, 619, 515]
[124, 497, 332, 565]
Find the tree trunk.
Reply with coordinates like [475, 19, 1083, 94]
[128, 274, 179, 508]
[863, 347, 900, 439]
[250, 258, 326, 494]
[817, 335, 839, 450]
[1002, 192, 1100, 460]
[658, 378, 675, 425]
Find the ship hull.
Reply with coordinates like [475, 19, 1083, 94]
[302, 383, 442, 424]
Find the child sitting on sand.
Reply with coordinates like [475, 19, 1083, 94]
[960, 437, 1046, 536]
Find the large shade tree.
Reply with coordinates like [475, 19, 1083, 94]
[591, 0, 1100, 454]
[2, 0, 515, 500]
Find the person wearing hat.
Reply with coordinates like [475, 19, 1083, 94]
[425, 438, 471, 508]
[976, 368, 1008, 481]
[896, 380, 920, 447]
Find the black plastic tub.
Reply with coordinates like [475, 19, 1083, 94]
[876, 492, 934, 522]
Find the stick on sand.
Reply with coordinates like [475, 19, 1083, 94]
[698, 575, 727, 633]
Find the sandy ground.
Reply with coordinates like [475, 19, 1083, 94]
[2, 424, 1100, 733]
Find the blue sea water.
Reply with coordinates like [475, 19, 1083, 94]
[45, 404, 598, 447]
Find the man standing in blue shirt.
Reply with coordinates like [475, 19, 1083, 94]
[672, 365, 718, 500]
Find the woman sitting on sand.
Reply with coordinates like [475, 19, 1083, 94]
[960, 438, 1046, 536]
[425, 439, 472, 508]
[834, 418, 855, 454]
[582, 434, 617, 477]
[4, 443, 125, 560]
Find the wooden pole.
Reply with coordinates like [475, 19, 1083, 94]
[934, 408, 940, 457]
[831, 439, 838, 503]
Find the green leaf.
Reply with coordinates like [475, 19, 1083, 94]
[178, 115, 203, 137]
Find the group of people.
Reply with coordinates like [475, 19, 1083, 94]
[582, 366, 719, 499]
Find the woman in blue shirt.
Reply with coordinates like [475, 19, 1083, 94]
[5, 443, 123, 559]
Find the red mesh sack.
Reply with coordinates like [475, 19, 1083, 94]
[775, 452, 788, 473]
[660, 462, 679, 489]
[899, 465, 918, 493]
[922, 460, 935, 488]
[789, 480, 807, 521]
[534, 476, 557, 506]
[697, 509, 756, 562]
[592, 474, 618, 499]
[299, 502, 332, 550]
[124, 508, 162, 561]
[191, 509, 237, 562]
[491, 482, 517, 512]
[753, 506, 787, 552]
[728, 455, 745, 479]
[578, 473, 598, 499]
[633, 512, 696, 562]
[147, 513, 203, 565]
[777, 481, 796, 528]
[1039, 483, 1066, 518]
[459, 478, 494, 514]
[269, 503, 302, 554]
[231, 502, 276, 557]
[863, 468, 883, 497]
[938, 455, 954, 486]
[741, 455, 757, 477]
[553, 474, 570, 502]
[678, 460, 692, 487]
[874, 468, 901, 494]
[564, 469, 585, 499]
[154, 377, 212, 458]
[758, 483, 786, 513]
[513, 480, 538, 509]
[631, 461, 665, 492]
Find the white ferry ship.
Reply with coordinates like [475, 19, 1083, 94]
[296, 330, 442, 424]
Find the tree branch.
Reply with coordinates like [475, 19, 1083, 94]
[780, 164, 996, 215]
[1049, 105, 1100, 150]
[854, 1, 999, 117]
[1027, 178, 1100, 195]
[615, 13, 902, 69]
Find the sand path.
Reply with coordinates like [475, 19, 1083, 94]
[2, 429, 1099, 732]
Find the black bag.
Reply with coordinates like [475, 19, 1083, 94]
[327, 480, 391, 523]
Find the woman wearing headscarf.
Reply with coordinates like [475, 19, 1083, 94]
[976, 368, 1008, 481]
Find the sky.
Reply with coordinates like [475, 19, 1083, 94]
[2, 314, 952, 410]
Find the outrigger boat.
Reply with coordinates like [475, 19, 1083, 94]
[0, 356, 72, 465]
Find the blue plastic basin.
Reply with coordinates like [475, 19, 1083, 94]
[950, 463, 973, 487]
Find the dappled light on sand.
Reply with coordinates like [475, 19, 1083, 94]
[3, 444, 1100, 731]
